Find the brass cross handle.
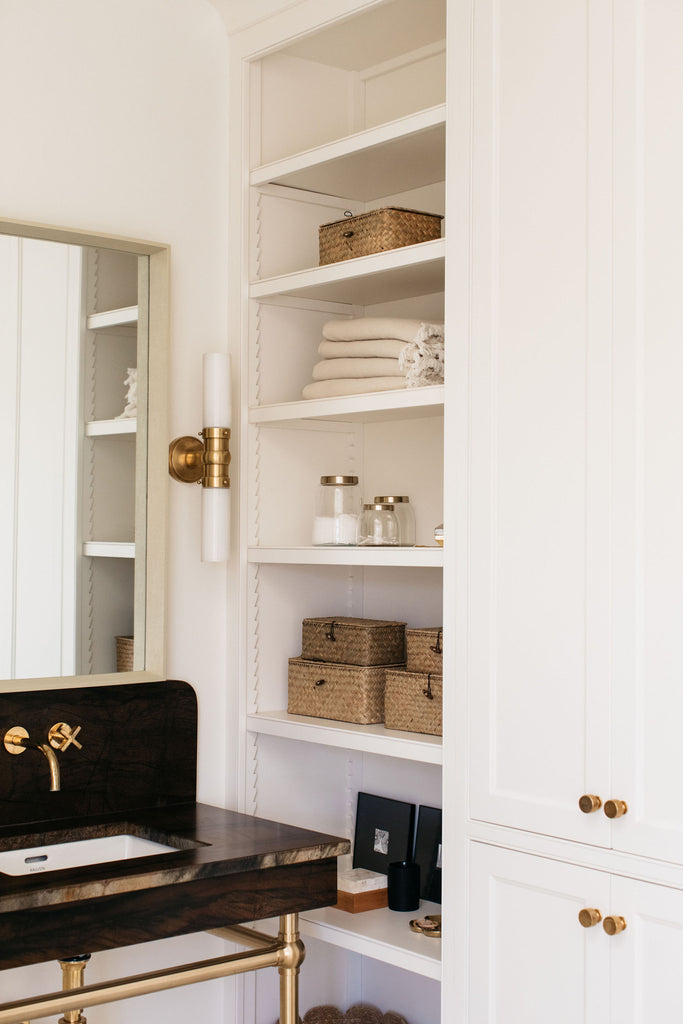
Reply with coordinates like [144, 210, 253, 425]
[48, 722, 83, 751]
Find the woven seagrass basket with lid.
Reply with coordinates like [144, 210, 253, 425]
[319, 206, 442, 265]
[275, 1003, 409, 1024]
[301, 616, 406, 666]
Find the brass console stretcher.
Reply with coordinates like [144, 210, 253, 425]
[0, 914, 304, 1024]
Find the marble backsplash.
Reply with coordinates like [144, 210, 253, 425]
[0, 680, 197, 828]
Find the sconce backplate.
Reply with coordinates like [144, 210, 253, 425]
[168, 436, 204, 484]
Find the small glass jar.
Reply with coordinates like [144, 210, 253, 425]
[357, 503, 400, 546]
[374, 495, 416, 546]
[313, 475, 360, 545]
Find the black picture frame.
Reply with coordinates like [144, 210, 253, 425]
[413, 804, 442, 903]
[352, 792, 416, 875]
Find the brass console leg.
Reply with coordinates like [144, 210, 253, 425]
[57, 955, 90, 1024]
[277, 914, 305, 1024]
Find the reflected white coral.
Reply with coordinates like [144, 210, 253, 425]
[117, 367, 137, 419]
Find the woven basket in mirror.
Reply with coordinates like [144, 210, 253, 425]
[115, 635, 134, 672]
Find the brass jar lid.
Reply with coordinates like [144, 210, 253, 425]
[363, 503, 394, 511]
[374, 495, 409, 503]
[320, 475, 358, 485]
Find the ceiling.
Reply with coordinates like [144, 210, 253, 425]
[205, 0, 302, 33]
[206, 0, 446, 48]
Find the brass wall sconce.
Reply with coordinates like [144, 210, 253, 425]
[168, 354, 232, 562]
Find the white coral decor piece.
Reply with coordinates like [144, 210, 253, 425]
[398, 322, 444, 387]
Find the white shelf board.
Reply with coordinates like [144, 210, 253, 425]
[247, 711, 442, 764]
[299, 901, 442, 980]
[86, 305, 138, 332]
[83, 541, 135, 559]
[250, 238, 445, 305]
[251, 105, 446, 202]
[85, 418, 137, 437]
[250, 386, 444, 426]
[248, 546, 444, 568]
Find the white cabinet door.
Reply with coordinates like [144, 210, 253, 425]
[609, 876, 683, 1024]
[469, 843, 609, 1024]
[609, 0, 683, 865]
[466, 0, 683, 859]
[467, 0, 613, 844]
[469, 843, 683, 1023]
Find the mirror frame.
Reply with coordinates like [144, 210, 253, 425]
[0, 216, 169, 690]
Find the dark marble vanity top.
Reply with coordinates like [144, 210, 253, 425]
[0, 681, 349, 968]
[0, 802, 348, 915]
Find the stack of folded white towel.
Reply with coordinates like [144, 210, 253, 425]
[302, 317, 445, 400]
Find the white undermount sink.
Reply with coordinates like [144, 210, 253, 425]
[0, 834, 178, 875]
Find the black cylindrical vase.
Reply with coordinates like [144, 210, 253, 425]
[387, 860, 420, 912]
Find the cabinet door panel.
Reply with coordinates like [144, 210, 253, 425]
[609, 876, 683, 1024]
[611, 0, 683, 863]
[469, 843, 609, 1024]
[468, 0, 612, 843]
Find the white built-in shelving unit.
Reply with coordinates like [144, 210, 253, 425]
[232, 0, 683, 1021]
[248, 547, 443, 567]
[251, 238, 445, 305]
[246, 710, 442, 765]
[299, 900, 443, 980]
[232, 1, 446, 1017]
[250, 384, 444, 426]
[249, 104, 446, 198]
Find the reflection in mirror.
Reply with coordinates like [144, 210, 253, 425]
[1, 236, 149, 680]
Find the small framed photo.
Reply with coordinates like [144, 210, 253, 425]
[352, 792, 416, 875]
[414, 805, 442, 903]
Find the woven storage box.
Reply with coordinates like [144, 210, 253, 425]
[384, 669, 443, 736]
[288, 657, 403, 724]
[115, 635, 134, 672]
[275, 1005, 409, 1024]
[319, 207, 443, 265]
[406, 627, 443, 674]
[302, 617, 406, 667]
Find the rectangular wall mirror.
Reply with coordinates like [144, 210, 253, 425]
[0, 219, 168, 685]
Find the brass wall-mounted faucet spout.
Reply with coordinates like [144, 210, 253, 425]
[3, 726, 75, 792]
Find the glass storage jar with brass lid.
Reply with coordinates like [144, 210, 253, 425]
[313, 475, 360, 545]
[357, 503, 400, 546]
[374, 495, 416, 546]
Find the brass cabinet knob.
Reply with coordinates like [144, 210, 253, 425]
[579, 794, 602, 814]
[604, 799, 628, 819]
[578, 908, 602, 928]
[603, 915, 627, 935]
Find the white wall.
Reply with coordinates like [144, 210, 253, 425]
[0, 0, 236, 1020]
